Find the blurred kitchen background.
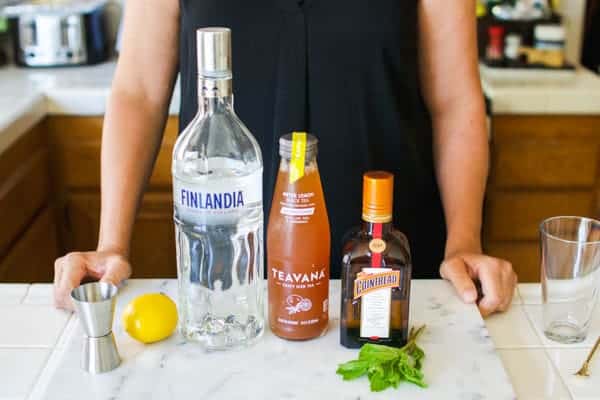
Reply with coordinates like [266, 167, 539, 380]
[0, 0, 599, 284]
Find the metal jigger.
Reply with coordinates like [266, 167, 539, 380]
[71, 282, 121, 374]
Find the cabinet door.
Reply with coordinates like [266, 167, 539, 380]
[0, 207, 59, 282]
[484, 242, 540, 283]
[0, 124, 50, 257]
[489, 115, 600, 189]
[64, 193, 176, 278]
[484, 191, 595, 241]
[47, 116, 178, 189]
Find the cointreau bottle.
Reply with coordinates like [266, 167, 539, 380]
[340, 171, 412, 348]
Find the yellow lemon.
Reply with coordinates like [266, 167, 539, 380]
[122, 293, 178, 344]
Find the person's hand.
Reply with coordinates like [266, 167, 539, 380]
[53, 250, 132, 310]
[440, 252, 517, 317]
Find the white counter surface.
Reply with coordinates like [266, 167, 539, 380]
[1, 60, 600, 156]
[480, 65, 600, 115]
[0, 62, 180, 155]
[1, 280, 599, 400]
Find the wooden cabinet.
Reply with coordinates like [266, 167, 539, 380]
[46, 116, 177, 189]
[485, 192, 594, 241]
[47, 116, 179, 279]
[483, 115, 600, 282]
[3, 114, 597, 284]
[0, 123, 58, 282]
[65, 193, 176, 278]
[0, 207, 59, 282]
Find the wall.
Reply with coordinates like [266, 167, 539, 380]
[78, 1, 595, 65]
[559, 0, 587, 64]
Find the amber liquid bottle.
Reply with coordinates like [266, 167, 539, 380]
[267, 132, 330, 340]
[340, 171, 412, 348]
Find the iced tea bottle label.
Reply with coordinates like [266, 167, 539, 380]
[279, 191, 316, 222]
[270, 263, 328, 327]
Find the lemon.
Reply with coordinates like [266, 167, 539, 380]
[122, 293, 178, 344]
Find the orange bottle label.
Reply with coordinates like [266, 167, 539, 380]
[354, 269, 401, 299]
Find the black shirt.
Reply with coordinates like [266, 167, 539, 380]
[179, 0, 446, 278]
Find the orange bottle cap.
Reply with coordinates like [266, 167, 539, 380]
[362, 171, 394, 223]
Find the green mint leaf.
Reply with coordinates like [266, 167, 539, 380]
[398, 361, 427, 388]
[370, 376, 390, 392]
[387, 363, 402, 388]
[359, 343, 401, 362]
[368, 365, 392, 392]
[336, 325, 428, 392]
[336, 360, 370, 380]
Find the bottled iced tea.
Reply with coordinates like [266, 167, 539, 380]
[267, 132, 330, 340]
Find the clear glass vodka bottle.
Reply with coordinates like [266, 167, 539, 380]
[172, 28, 264, 349]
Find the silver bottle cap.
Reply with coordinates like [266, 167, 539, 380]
[196, 27, 232, 79]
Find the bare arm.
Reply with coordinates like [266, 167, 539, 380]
[54, 0, 180, 308]
[418, 0, 516, 316]
[98, 0, 180, 256]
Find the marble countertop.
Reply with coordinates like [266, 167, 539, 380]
[1, 60, 600, 157]
[0, 280, 598, 400]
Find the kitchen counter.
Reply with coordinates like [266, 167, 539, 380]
[1, 280, 598, 400]
[480, 65, 600, 115]
[1, 60, 600, 156]
[0, 62, 180, 155]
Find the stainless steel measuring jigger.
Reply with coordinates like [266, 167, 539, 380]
[71, 282, 121, 374]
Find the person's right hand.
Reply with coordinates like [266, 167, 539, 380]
[53, 250, 132, 310]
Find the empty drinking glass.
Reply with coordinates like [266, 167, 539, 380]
[541, 216, 600, 343]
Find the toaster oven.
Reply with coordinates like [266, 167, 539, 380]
[2, 0, 108, 67]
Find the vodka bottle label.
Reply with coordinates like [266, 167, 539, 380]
[173, 169, 262, 217]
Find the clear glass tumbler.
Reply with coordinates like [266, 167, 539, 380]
[541, 216, 600, 343]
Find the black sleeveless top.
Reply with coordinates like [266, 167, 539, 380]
[179, 0, 446, 279]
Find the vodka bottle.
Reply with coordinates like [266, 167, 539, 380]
[172, 28, 264, 350]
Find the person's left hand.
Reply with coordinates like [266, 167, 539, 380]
[440, 252, 517, 317]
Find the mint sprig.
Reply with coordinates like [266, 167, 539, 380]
[336, 325, 427, 392]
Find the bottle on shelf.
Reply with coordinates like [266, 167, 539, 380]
[267, 132, 330, 340]
[172, 27, 265, 350]
[340, 171, 412, 349]
[486, 25, 505, 63]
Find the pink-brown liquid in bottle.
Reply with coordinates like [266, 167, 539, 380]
[267, 162, 330, 340]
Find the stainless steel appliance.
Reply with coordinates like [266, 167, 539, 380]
[2, 0, 108, 67]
